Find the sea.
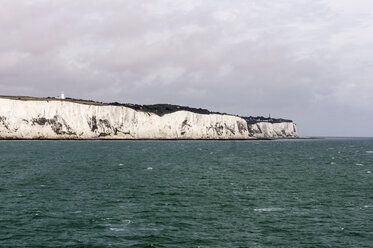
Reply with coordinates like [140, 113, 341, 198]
[0, 138, 372, 247]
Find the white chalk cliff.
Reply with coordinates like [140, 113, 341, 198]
[0, 97, 297, 139]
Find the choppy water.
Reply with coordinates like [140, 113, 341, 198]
[0, 138, 372, 247]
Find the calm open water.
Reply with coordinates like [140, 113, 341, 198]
[0, 138, 372, 247]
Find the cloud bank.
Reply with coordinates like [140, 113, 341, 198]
[0, 0, 372, 136]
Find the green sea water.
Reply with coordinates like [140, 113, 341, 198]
[0, 138, 372, 247]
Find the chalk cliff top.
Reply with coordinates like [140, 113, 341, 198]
[0, 95, 293, 124]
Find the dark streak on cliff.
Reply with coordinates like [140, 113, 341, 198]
[0, 116, 9, 130]
[31, 116, 76, 136]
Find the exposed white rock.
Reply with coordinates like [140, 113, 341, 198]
[248, 122, 297, 139]
[0, 98, 297, 139]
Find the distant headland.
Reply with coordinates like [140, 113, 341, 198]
[0, 95, 297, 140]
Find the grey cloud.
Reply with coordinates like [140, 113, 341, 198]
[0, 0, 372, 136]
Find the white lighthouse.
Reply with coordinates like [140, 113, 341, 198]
[60, 92, 65, 99]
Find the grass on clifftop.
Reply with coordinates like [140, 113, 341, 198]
[0, 95, 106, 106]
[0, 95, 293, 123]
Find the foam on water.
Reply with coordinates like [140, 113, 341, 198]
[110, 227, 125, 232]
[108, 219, 133, 232]
[254, 208, 285, 212]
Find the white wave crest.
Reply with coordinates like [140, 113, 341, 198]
[254, 208, 284, 212]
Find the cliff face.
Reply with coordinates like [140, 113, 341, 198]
[0, 98, 297, 139]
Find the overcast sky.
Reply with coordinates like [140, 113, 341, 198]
[0, 0, 372, 137]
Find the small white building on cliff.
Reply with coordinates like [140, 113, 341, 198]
[57, 92, 65, 99]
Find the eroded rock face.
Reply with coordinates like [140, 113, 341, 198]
[247, 122, 297, 139]
[0, 98, 297, 139]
